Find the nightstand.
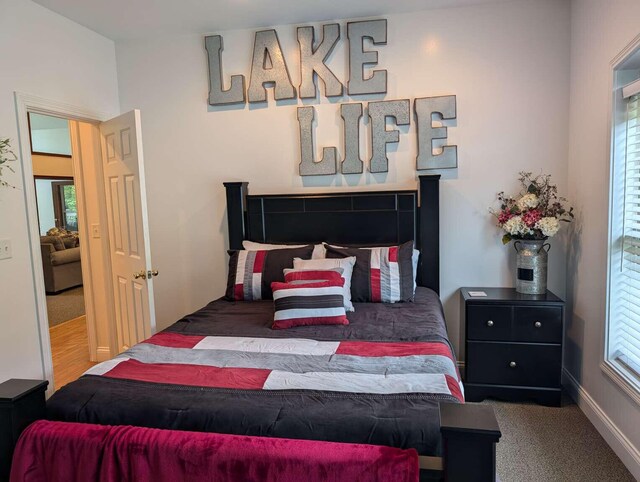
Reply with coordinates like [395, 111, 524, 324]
[461, 288, 564, 407]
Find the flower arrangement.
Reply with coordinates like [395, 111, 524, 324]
[0, 138, 17, 189]
[491, 172, 574, 244]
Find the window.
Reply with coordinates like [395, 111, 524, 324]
[606, 59, 640, 397]
[28, 112, 72, 157]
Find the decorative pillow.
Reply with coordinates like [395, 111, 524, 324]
[329, 244, 420, 294]
[61, 236, 77, 249]
[283, 268, 344, 284]
[325, 241, 414, 303]
[243, 240, 325, 259]
[293, 257, 356, 312]
[271, 279, 348, 329]
[40, 236, 65, 251]
[226, 245, 314, 301]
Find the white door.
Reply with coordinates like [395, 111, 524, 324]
[100, 110, 156, 353]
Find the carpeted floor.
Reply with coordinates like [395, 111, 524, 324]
[486, 397, 634, 481]
[46, 286, 85, 327]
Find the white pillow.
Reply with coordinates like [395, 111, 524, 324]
[293, 256, 356, 312]
[327, 244, 420, 293]
[242, 240, 325, 259]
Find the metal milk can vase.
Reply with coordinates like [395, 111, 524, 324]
[514, 239, 550, 295]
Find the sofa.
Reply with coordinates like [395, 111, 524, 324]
[40, 235, 83, 294]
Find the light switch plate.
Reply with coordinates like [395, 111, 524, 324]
[91, 224, 100, 239]
[0, 239, 12, 260]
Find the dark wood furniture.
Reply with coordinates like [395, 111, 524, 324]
[461, 287, 565, 407]
[224, 177, 501, 481]
[224, 174, 440, 294]
[0, 379, 48, 481]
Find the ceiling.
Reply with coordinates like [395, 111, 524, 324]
[33, 0, 510, 41]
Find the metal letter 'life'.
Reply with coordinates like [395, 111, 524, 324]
[297, 106, 338, 176]
[248, 30, 296, 103]
[340, 103, 364, 174]
[368, 100, 410, 173]
[298, 24, 343, 99]
[415, 96, 458, 170]
[347, 20, 388, 95]
[205, 35, 246, 105]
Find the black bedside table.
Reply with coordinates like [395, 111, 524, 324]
[461, 288, 564, 407]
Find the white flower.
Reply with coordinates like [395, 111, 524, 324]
[503, 216, 527, 236]
[535, 217, 560, 237]
[516, 193, 539, 211]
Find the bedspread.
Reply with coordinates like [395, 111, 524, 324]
[47, 287, 462, 456]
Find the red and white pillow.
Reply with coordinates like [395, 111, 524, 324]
[271, 278, 348, 329]
[292, 257, 356, 312]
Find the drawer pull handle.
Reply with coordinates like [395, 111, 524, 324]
[509, 361, 517, 368]
[486, 320, 494, 327]
[534, 321, 542, 328]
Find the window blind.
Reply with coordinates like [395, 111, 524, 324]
[613, 93, 640, 379]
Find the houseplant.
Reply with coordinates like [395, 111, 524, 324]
[0, 138, 17, 189]
[491, 172, 574, 294]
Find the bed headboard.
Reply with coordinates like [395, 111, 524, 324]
[224, 175, 441, 293]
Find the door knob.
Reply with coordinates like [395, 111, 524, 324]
[486, 320, 494, 327]
[133, 270, 146, 279]
[509, 361, 517, 368]
[148, 269, 159, 278]
[534, 321, 542, 328]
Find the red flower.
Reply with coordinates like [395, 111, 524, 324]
[498, 210, 513, 224]
[522, 209, 542, 227]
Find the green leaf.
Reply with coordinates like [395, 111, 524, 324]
[502, 234, 512, 245]
[527, 183, 538, 194]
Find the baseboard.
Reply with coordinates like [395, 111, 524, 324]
[96, 347, 111, 362]
[562, 368, 640, 479]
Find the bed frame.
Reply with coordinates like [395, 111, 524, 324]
[1, 175, 501, 482]
[224, 175, 501, 481]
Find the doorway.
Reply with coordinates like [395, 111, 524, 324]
[15, 93, 158, 397]
[29, 112, 95, 390]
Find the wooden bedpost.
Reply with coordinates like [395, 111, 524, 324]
[224, 182, 248, 251]
[0, 379, 48, 481]
[418, 175, 440, 294]
[439, 402, 501, 481]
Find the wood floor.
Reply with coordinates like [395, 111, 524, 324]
[49, 315, 97, 391]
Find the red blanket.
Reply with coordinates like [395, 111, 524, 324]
[11, 420, 419, 482]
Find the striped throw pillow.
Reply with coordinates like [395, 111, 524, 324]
[325, 241, 414, 303]
[225, 245, 315, 301]
[271, 279, 348, 329]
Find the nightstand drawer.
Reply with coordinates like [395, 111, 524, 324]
[466, 342, 561, 388]
[513, 307, 562, 343]
[467, 305, 511, 341]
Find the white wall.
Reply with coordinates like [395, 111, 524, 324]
[0, 0, 119, 383]
[566, 0, 640, 477]
[116, 0, 571, 358]
[35, 179, 56, 235]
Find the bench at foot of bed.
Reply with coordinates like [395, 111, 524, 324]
[0, 379, 501, 482]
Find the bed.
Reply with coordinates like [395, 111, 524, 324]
[3, 175, 501, 482]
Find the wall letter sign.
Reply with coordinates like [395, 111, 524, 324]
[369, 100, 410, 173]
[347, 20, 388, 95]
[340, 103, 364, 174]
[205, 19, 460, 177]
[205, 35, 246, 105]
[248, 30, 296, 103]
[415, 96, 458, 170]
[297, 106, 338, 176]
[298, 24, 343, 99]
